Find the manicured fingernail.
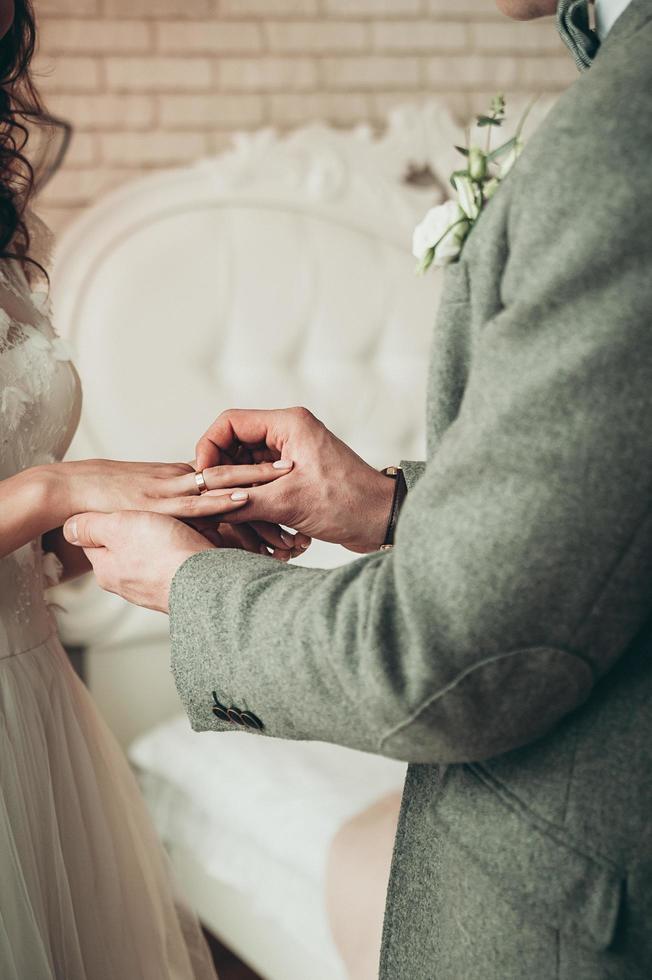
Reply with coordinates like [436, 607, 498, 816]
[272, 459, 293, 470]
[259, 544, 269, 556]
[67, 519, 78, 544]
[300, 542, 310, 549]
[231, 491, 248, 501]
[280, 531, 295, 547]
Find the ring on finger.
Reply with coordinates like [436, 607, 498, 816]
[194, 470, 208, 494]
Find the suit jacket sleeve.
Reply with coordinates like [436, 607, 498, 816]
[400, 459, 426, 491]
[169, 75, 652, 764]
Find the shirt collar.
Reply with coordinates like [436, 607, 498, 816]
[595, 0, 636, 38]
[557, 0, 600, 69]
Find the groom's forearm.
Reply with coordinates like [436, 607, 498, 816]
[170, 547, 400, 752]
[168, 497, 591, 766]
[170, 289, 652, 764]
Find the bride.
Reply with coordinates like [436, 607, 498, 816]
[0, 2, 304, 976]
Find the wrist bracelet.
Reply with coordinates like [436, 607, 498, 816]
[380, 466, 407, 551]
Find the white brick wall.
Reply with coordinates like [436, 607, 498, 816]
[99, 130, 208, 165]
[265, 21, 368, 53]
[321, 56, 420, 89]
[41, 19, 152, 53]
[104, 0, 212, 16]
[371, 21, 467, 52]
[33, 0, 573, 233]
[325, 0, 422, 15]
[220, 0, 319, 14]
[46, 94, 155, 130]
[159, 93, 265, 127]
[425, 54, 519, 89]
[156, 21, 263, 54]
[34, 55, 102, 92]
[216, 56, 318, 90]
[105, 57, 212, 91]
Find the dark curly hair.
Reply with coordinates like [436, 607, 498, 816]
[0, 1, 70, 274]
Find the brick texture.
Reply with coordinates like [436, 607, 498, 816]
[104, 0, 212, 16]
[427, 0, 502, 15]
[33, 55, 102, 93]
[40, 19, 152, 53]
[216, 56, 317, 91]
[269, 92, 370, 125]
[371, 21, 468, 52]
[265, 21, 368, 53]
[159, 93, 265, 128]
[220, 0, 318, 14]
[324, 0, 422, 15]
[156, 21, 263, 53]
[426, 54, 520, 89]
[105, 56, 212, 91]
[46, 94, 155, 130]
[99, 130, 208, 165]
[33, 4, 573, 229]
[321, 56, 420, 90]
[39, 0, 98, 13]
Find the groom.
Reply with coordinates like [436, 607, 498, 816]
[65, 1, 652, 977]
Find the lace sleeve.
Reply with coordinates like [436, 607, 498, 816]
[0, 258, 72, 446]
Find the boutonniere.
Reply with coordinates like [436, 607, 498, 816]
[413, 95, 532, 273]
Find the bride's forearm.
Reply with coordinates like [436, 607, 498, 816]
[1, 456, 288, 563]
[0, 465, 70, 559]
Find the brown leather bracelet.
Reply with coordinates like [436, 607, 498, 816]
[379, 466, 408, 551]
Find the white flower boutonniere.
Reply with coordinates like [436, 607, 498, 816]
[413, 95, 534, 273]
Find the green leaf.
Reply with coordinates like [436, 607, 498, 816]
[416, 246, 436, 275]
[490, 94, 506, 118]
[454, 145, 470, 157]
[468, 147, 487, 181]
[487, 136, 517, 162]
[449, 168, 468, 189]
[476, 114, 503, 128]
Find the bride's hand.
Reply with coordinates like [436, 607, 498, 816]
[41, 458, 309, 561]
[44, 457, 294, 529]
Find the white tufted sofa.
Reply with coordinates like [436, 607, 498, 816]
[48, 101, 493, 980]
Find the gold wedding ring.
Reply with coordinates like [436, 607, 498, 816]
[194, 470, 208, 494]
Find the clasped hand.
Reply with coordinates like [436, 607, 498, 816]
[63, 408, 395, 613]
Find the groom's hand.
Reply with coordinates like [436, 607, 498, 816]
[63, 511, 213, 612]
[195, 407, 395, 553]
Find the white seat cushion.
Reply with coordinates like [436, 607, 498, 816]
[129, 716, 406, 967]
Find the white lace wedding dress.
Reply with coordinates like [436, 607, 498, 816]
[0, 222, 217, 980]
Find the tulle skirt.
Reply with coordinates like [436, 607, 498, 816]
[0, 631, 217, 980]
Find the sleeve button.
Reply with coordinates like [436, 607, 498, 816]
[240, 711, 264, 731]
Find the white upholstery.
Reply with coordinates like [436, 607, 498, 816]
[49, 102, 468, 980]
[130, 719, 407, 980]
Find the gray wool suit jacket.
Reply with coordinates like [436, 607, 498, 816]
[169, 2, 652, 976]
